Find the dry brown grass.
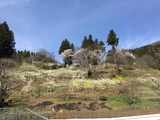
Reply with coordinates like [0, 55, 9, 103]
[5, 62, 160, 115]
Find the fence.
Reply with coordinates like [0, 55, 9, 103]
[0, 108, 160, 119]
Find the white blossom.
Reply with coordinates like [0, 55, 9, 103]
[61, 49, 73, 64]
[74, 48, 103, 66]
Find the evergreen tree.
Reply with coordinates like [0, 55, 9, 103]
[59, 39, 75, 54]
[15, 50, 31, 63]
[81, 35, 105, 52]
[81, 35, 95, 50]
[106, 30, 119, 64]
[99, 40, 106, 52]
[70, 43, 75, 52]
[106, 29, 119, 51]
[59, 39, 71, 54]
[59, 39, 75, 66]
[87, 34, 94, 49]
[81, 36, 88, 48]
[94, 39, 99, 49]
[0, 21, 15, 58]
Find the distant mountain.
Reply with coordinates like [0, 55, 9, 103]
[129, 40, 160, 59]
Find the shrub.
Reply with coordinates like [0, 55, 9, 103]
[51, 64, 58, 69]
[43, 64, 62, 70]
[43, 65, 50, 70]
[119, 70, 128, 77]
[99, 96, 107, 101]
[88, 70, 92, 78]
[123, 80, 141, 105]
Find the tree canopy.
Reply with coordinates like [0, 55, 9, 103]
[0, 21, 15, 58]
[59, 39, 74, 54]
[106, 29, 119, 51]
[81, 34, 105, 52]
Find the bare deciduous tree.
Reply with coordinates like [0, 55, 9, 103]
[114, 49, 135, 73]
[34, 48, 55, 63]
[0, 59, 20, 105]
[136, 54, 156, 70]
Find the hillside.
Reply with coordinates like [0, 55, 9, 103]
[1, 41, 160, 119]
[150, 40, 160, 46]
[1, 61, 160, 119]
[150, 40, 160, 58]
[129, 40, 160, 59]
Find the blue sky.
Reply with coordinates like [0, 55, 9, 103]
[1, 0, 160, 62]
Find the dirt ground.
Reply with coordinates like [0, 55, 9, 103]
[29, 101, 160, 119]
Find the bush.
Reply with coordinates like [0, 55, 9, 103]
[43, 64, 63, 70]
[99, 96, 107, 101]
[88, 70, 92, 78]
[43, 65, 50, 70]
[51, 64, 58, 69]
[123, 80, 141, 105]
[119, 70, 128, 77]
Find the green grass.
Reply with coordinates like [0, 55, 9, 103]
[148, 98, 160, 102]
[107, 95, 128, 109]
[141, 92, 155, 97]
[105, 95, 159, 110]
[133, 99, 159, 109]
[156, 91, 160, 96]
[35, 86, 56, 95]
[108, 101, 128, 108]
[107, 95, 126, 102]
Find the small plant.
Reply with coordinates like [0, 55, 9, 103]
[123, 80, 141, 105]
[88, 70, 92, 78]
[62, 90, 71, 101]
[119, 70, 128, 77]
[43, 65, 50, 70]
[99, 96, 107, 101]
[125, 93, 140, 105]
[51, 64, 58, 69]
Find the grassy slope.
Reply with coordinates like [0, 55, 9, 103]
[7, 63, 160, 111]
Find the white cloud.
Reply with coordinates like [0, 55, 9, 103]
[120, 32, 160, 50]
